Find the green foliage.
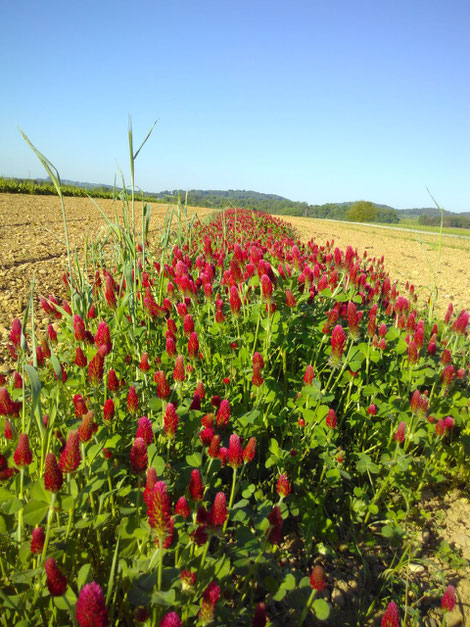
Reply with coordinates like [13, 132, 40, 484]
[418, 213, 470, 229]
[346, 200, 378, 222]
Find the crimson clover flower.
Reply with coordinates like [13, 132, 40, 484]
[76, 581, 109, 627]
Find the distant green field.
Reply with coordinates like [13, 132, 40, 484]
[373, 217, 470, 238]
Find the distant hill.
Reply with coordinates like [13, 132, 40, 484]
[397, 207, 470, 219]
[1, 176, 468, 225]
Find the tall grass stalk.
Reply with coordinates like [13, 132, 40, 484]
[425, 187, 445, 323]
[19, 129, 74, 302]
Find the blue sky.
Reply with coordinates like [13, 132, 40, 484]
[1, 0, 469, 211]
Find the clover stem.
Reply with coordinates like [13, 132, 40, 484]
[41, 492, 56, 562]
[298, 588, 317, 627]
[223, 466, 238, 533]
[158, 544, 164, 591]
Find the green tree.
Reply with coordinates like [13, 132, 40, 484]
[346, 200, 377, 223]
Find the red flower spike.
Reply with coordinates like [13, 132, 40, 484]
[442, 365, 455, 389]
[441, 584, 456, 612]
[160, 612, 182, 627]
[143, 467, 158, 507]
[189, 469, 204, 502]
[44, 452, 63, 493]
[166, 335, 176, 357]
[147, 481, 172, 539]
[347, 301, 361, 340]
[107, 369, 119, 392]
[14, 433, 33, 467]
[218, 450, 228, 470]
[367, 403, 377, 415]
[276, 474, 291, 498]
[216, 399, 231, 428]
[13, 371, 22, 389]
[190, 393, 201, 410]
[10, 318, 22, 347]
[261, 274, 273, 301]
[130, 438, 148, 473]
[252, 352, 264, 386]
[183, 314, 194, 336]
[164, 403, 179, 439]
[139, 353, 150, 372]
[175, 496, 190, 519]
[444, 303, 453, 324]
[243, 437, 256, 463]
[394, 421, 406, 443]
[309, 565, 326, 591]
[0, 387, 20, 417]
[104, 274, 116, 310]
[103, 398, 115, 422]
[266, 505, 283, 545]
[253, 602, 267, 627]
[407, 341, 418, 365]
[204, 581, 221, 605]
[76, 581, 109, 627]
[94, 321, 112, 355]
[30, 526, 45, 554]
[228, 434, 243, 468]
[136, 416, 154, 445]
[127, 386, 139, 413]
[209, 492, 227, 528]
[36, 345, 45, 366]
[326, 408, 337, 429]
[201, 413, 214, 428]
[303, 365, 315, 385]
[285, 289, 296, 308]
[198, 582, 221, 625]
[73, 315, 86, 342]
[330, 325, 346, 368]
[154, 371, 170, 399]
[45, 557, 68, 596]
[78, 410, 97, 443]
[229, 286, 241, 315]
[381, 601, 400, 627]
[444, 416, 454, 430]
[410, 390, 420, 414]
[188, 332, 199, 359]
[59, 430, 81, 473]
[4, 419, 13, 440]
[180, 569, 197, 590]
[452, 310, 469, 334]
[208, 435, 220, 458]
[173, 355, 185, 382]
[200, 427, 214, 446]
[88, 349, 105, 385]
[195, 380, 205, 399]
[75, 347, 88, 368]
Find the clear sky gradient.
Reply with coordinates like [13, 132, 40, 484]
[2, 0, 469, 211]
